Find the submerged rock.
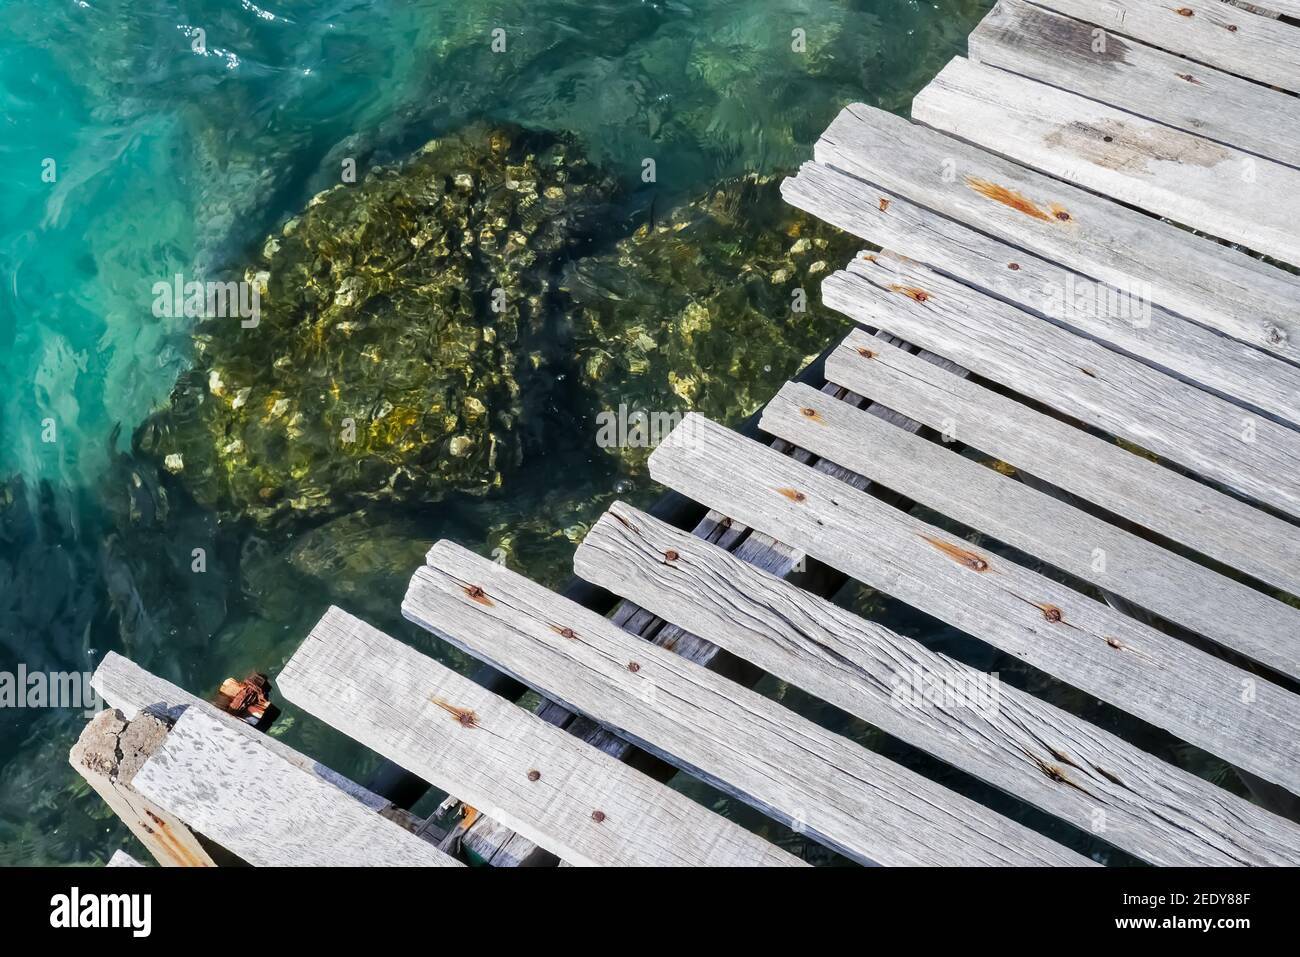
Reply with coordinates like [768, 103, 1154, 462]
[564, 173, 860, 468]
[138, 125, 616, 527]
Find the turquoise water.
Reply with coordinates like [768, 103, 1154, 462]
[0, 0, 1001, 864]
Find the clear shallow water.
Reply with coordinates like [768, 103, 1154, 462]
[0, 0, 1006, 864]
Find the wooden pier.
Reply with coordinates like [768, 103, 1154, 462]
[74, 0, 1300, 866]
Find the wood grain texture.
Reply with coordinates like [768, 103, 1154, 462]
[648, 413, 1300, 796]
[278, 606, 802, 867]
[70, 709, 219, 867]
[131, 708, 460, 867]
[760, 379, 1300, 679]
[402, 544, 1091, 866]
[913, 57, 1300, 264]
[781, 162, 1300, 429]
[91, 651, 391, 813]
[1029, 0, 1300, 91]
[823, 330, 1300, 599]
[969, 0, 1300, 169]
[575, 501, 1300, 865]
[106, 850, 144, 867]
[449, 350, 971, 864]
[813, 103, 1300, 362]
[821, 254, 1300, 519]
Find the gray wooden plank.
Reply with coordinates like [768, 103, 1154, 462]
[759, 379, 1300, 679]
[969, 0, 1300, 169]
[823, 329, 1300, 599]
[448, 351, 973, 864]
[647, 413, 1300, 796]
[575, 501, 1300, 865]
[106, 849, 144, 867]
[131, 708, 460, 867]
[278, 606, 803, 867]
[822, 254, 1300, 519]
[1030, 0, 1300, 91]
[781, 163, 1300, 429]
[913, 57, 1300, 264]
[402, 544, 1092, 866]
[91, 651, 391, 813]
[813, 103, 1300, 362]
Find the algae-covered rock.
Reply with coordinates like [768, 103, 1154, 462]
[138, 125, 616, 527]
[565, 174, 859, 468]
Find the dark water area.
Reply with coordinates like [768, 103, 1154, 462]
[10, 0, 1213, 866]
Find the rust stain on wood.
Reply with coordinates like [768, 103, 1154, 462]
[430, 696, 482, 729]
[965, 177, 1057, 222]
[800, 406, 825, 423]
[919, 534, 990, 572]
[889, 284, 931, 304]
[878, 197, 891, 212]
[550, 624, 578, 639]
[464, 584, 494, 606]
[1040, 604, 1064, 623]
[1176, 72, 1201, 84]
[856, 346, 876, 359]
[777, 487, 807, 502]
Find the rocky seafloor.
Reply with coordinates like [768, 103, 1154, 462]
[131, 124, 860, 535]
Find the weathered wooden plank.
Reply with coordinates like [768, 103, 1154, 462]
[781, 163, 1300, 429]
[278, 606, 802, 867]
[449, 349, 972, 864]
[70, 709, 219, 867]
[824, 330, 1300, 599]
[107, 849, 144, 867]
[575, 502, 1300, 865]
[913, 57, 1300, 264]
[402, 544, 1091, 866]
[760, 379, 1300, 678]
[91, 651, 392, 814]
[813, 103, 1300, 362]
[648, 413, 1300, 796]
[130, 708, 460, 867]
[822, 255, 1300, 519]
[969, 1, 1300, 169]
[1029, 0, 1300, 90]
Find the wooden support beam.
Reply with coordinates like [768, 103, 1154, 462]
[70, 709, 220, 868]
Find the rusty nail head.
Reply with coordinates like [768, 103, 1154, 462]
[664, 549, 679, 562]
[628, 662, 641, 673]
[1007, 262, 1020, 271]
[527, 769, 541, 782]
[591, 810, 606, 823]
[857, 347, 875, 358]
[560, 626, 576, 639]
[467, 585, 485, 598]
[801, 407, 817, 417]
[1055, 211, 1071, 221]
